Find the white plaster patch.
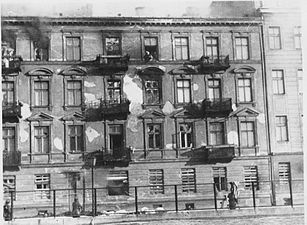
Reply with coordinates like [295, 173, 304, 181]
[20, 102, 32, 119]
[200, 142, 207, 146]
[158, 65, 166, 72]
[162, 101, 175, 115]
[227, 131, 239, 145]
[232, 104, 237, 112]
[19, 121, 29, 143]
[165, 144, 173, 149]
[84, 93, 97, 103]
[86, 127, 100, 142]
[129, 102, 145, 116]
[257, 113, 265, 124]
[123, 75, 143, 104]
[54, 138, 63, 150]
[127, 115, 139, 132]
[84, 81, 96, 87]
[193, 83, 199, 91]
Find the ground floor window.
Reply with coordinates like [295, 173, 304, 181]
[181, 168, 196, 193]
[4, 175, 16, 200]
[35, 174, 50, 200]
[244, 166, 259, 190]
[213, 167, 227, 191]
[107, 170, 129, 196]
[149, 169, 164, 194]
[279, 162, 290, 184]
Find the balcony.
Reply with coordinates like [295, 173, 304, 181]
[3, 150, 21, 167]
[2, 102, 22, 123]
[205, 145, 235, 163]
[184, 55, 230, 74]
[84, 98, 130, 121]
[2, 56, 22, 75]
[79, 54, 130, 74]
[202, 98, 232, 117]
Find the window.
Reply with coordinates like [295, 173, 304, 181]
[107, 171, 129, 195]
[238, 78, 252, 102]
[272, 70, 285, 94]
[34, 81, 49, 107]
[206, 37, 219, 60]
[181, 168, 196, 193]
[294, 26, 302, 49]
[240, 122, 255, 147]
[175, 37, 189, 60]
[147, 124, 162, 149]
[244, 166, 258, 190]
[269, 27, 281, 49]
[109, 124, 124, 158]
[68, 125, 84, 152]
[210, 122, 225, 145]
[213, 167, 227, 191]
[275, 116, 288, 142]
[298, 69, 303, 95]
[144, 37, 158, 60]
[66, 37, 81, 61]
[2, 81, 14, 106]
[3, 127, 15, 152]
[176, 79, 191, 104]
[149, 169, 164, 194]
[105, 37, 120, 55]
[179, 123, 193, 148]
[3, 175, 16, 200]
[279, 162, 290, 184]
[107, 80, 121, 104]
[144, 80, 160, 105]
[33, 38, 49, 61]
[67, 80, 82, 106]
[34, 126, 50, 153]
[235, 37, 249, 60]
[208, 79, 221, 100]
[35, 174, 50, 199]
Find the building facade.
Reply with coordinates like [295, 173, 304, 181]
[1, 9, 303, 216]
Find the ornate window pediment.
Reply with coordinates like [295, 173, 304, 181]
[230, 107, 259, 117]
[140, 109, 165, 119]
[232, 66, 256, 74]
[27, 112, 53, 121]
[59, 66, 87, 76]
[137, 66, 165, 76]
[60, 112, 85, 121]
[168, 66, 196, 75]
[26, 68, 53, 77]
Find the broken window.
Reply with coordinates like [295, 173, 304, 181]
[279, 162, 290, 184]
[176, 79, 191, 104]
[209, 122, 225, 145]
[107, 170, 129, 196]
[208, 79, 221, 100]
[105, 37, 120, 55]
[68, 125, 84, 152]
[238, 77, 252, 102]
[35, 174, 50, 199]
[149, 169, 164, 194]
[213, 167, 227, 191]
[206, 37, 219, 60]
[269, 27, 281, 49]
[107, 80, 121, 104]
[275, 116, 288, 142]
[244, 166, 259, 190]
[33, 39, 49, 61]
[235, 37, 249, 60]
[179, 123, 193, 148]
[144, 37, 158, 61]
[66, 37, 81, 61]
[67, 80, 82, 106]
[34, 126, 50, 153]
[109, 125, 124, 158]
[2, 81, 14, 106]
[147, 124, 162, 149]
[175, 37, 189, 60]
[34, 81, 49, 107]
[3, 175, 16, 200]
[240, 121, 255, 148]
[145, 80, 160, 105]
[181, 168, 196, 193]
[3, 127, 15, 153]
[294, 26, 301, 49]
[272, 70, 285, 95]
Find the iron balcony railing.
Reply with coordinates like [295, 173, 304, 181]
[202, 98, 232, 117]
[2, 56, 22, 75]
[2, 101, 22, 122]
[3, 150, 21, 167]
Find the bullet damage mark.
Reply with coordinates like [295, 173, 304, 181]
[54, 137, 63, 150]
[232, 104, 237, 112]
[84, 93, 97, 103]
[257, 113, 265, 124]
[86, 127, 100, 142]
[193, 83, 199, 91]
[162, 101, 175, 115]
[20, 102, 32, 119]
[127, 115, 139, 132]
[165, 143, 173, 149]
[19, 121, 29, 142]
[84, 81, 96, 87]
[227, 131, 238, 145]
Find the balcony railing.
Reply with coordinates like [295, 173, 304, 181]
[2, 102, 22, 123]
[202, 98, 232, 117]
[2, 56, 22, 75]
[184, 55, 230, 74]
[3, 150, 21, 167]
[205, 145, 235, 163]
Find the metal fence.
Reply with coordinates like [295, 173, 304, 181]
[3, 179, 304, 220]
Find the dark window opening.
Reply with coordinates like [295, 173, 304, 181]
[144, 37, 158, 61]
[107, 171, 129, 196]
[109, 125, 123, 158]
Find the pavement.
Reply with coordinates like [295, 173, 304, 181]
[3, 205, 304, 225]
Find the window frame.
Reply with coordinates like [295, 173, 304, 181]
[294, 26, 302, 49]
[212, 167, 227, 192]
[3, 126, 16, 153]
[143, 78, 162, 106]
[30, 77, 52, 110]
[106, 79, 122, 104]
[102, 33, 122, 56]
[272, 70, 285, 95]
[2, 80, 15, 107]
[107, 123, 125, 156]
[244, 166, 259, 190]
[209, 121, 225, 146]
[63, 77, 84, 110]
[173, 36, 190, 61]
[275, 116, 289, 142]
[107, 170, 129, 196]
[278, 162, 291, 184]
[34, 174, 51, 200]
[33, 126, 50, 154]
[240, 121, 256, 148]
[297, 69, 303, 95]
[65, 36, 82, 61]
[207, 78, 222, 100]
[68, 124, 85, 153]
[178, 122, 194, 149]
[181, 168, 196, 193]
[176, 78, 192, 104]
[234, 36, 249, 60]
[144, 36, 159, 61]
[33, 80, 50, 107]
[149, 169, 164, 194]
[268, 26, 281, 50]
[147, 123, 163, 149]
[205, 36, 219, 61]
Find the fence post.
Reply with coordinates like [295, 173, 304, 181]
[213, 183, 217, 211]
[53, 190, 56, 217]
[252, 182, 256, 210]
[289, 178, 293, 207]
[134, 187, 138, 215]
[94, 188, 97, 216]
[174, 185, 178, 212]
[10, 191, 14, 220]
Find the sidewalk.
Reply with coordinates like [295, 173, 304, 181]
[4, 205, 304, 225]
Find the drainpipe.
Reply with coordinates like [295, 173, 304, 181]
[259, 19, 275, 205]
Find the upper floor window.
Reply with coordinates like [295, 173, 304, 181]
[208, 79, 221, 100]
[206, 37, 219, 60]
[240, 121, 255, 147]
[147, 124, 162, 149]
[66, 37, 81, 61]
[209, 122, 225, 145]
[107, 80, 121, 104]
[176, 79, 191, 104]
[35, 174, 50, 199]
[3, 127, 15, 152]
[213, 167, 227, 191]
[34, 126, 50, 154]
[269, 27, 281, 49]
[179, 123, 193, 148]
[109, 124, 124, 157]
[272, 70, 285, 95]
[68, 125, 84, 153]
[175, 37, 189, 60]
[275, 116, 288, 142]
[235, 37, 249, 60]
[294, 26, 302, 49]
[144, 37, 158, 61]
[105, 37, 121, 55]
[238, 78, 252, 103]
[33, 38, 49, 61]
[181, 168, 196, 193]
[34, 81, 49, 107]
[149, 169, 164, 194]
[145, 80, 160, 105]
[279, 162, 290, 184]
[2, 81, 14, 106]
[67, 80, 82, 106]
[244, 166, 259, 190]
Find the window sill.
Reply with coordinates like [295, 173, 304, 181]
[236, 102, 256, 107]
[31, 106, 52, 110]
[142, 104, 163, 109]
[68, 151, 84, 154]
